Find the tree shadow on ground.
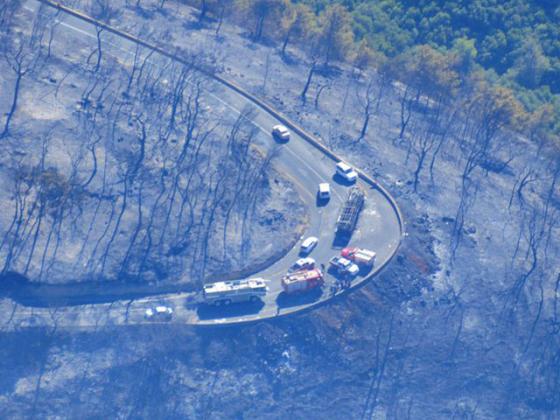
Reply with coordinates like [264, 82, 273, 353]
[315, 63, 342, 78]
[332, 232, 351, 249]
[280, 52, 299, 66]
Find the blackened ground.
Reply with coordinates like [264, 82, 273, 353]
[0, 0, 558, 418]
[0, 3, 307, 289]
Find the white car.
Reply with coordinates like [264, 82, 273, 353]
[318, 183, 331, 200]
[292, 257, 316, 271]
[145, 306, 173, 321]
[272, 125, 290, 141]
[300, 236, 318, 254]
[336, 162, 358, 183]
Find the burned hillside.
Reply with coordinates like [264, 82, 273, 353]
[0, 4, 306, 287]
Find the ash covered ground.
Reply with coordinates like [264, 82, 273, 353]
[0, 3, 306, 288]
[0, 1, 559, 418]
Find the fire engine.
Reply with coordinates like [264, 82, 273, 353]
[203, 278, 268, 306]
[281, 269, 324, 294]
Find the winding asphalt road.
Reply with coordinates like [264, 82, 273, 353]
[8, 0, 404, 327]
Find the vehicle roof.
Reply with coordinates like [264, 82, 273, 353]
[284, 268, 322, 283]
[302, 236, 318, 246]
[204, 278, 267, 294]
[336, 162, 352, 171]
[273, 125, 289, 132]
[356, 249, 376, 256]
[332, 256, 351, 266]
[295, 257, 315, 265]
[319, 183, 330, 192]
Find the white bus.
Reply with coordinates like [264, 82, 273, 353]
[203, 278, 268, 306]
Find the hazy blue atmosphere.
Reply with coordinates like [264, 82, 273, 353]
[0, 0, 558, 418]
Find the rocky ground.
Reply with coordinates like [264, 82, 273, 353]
[0, 0, 559, 418]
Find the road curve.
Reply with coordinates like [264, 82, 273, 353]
[7, 0, 405, 327]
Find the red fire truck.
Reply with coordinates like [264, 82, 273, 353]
[281, 269, 324, 294]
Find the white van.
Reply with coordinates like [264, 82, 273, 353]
[336, 162, 358, 182]
[300, 236, 318, 254]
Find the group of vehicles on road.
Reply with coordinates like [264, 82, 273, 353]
[328, 247, 376, 277]
[196, 241, 376, 308]
[145, 125, 370, 319]
[145, 241, 378, 319]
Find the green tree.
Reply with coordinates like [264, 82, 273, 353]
[352, 39, 381, 72]
[280, 3, 314, 57]
[512, 37, 551, 89]
[238, 0, 288, 41]
[479, 30, 508, 69]
[451, 37, 478, 76]
[316, 4, 354, 64]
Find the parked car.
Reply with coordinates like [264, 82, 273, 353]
[336, 162, 358, 183]
[145, 306, 173, 321]
[291, 257, 316, 271]
[318, 182, 331, 200]
[300, 236, 318, 254]
[272, 124, 290, 141]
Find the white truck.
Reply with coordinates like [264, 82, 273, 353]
[203, 278, 268, 306]
[329, 256, 360, 277]
[341, 247, 376, 267]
